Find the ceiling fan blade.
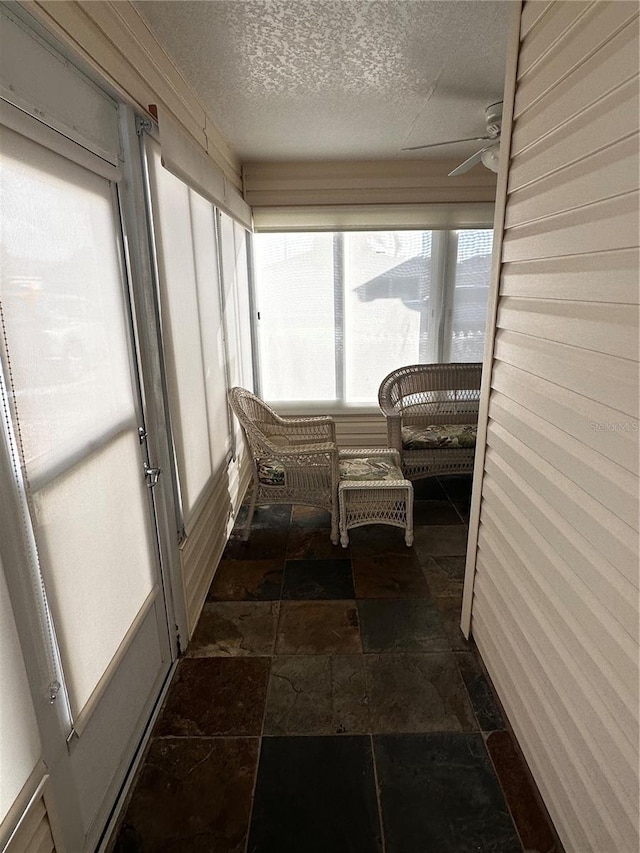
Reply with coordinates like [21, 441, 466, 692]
[448, 146, 491, 177]
[401, 134, 492, 152]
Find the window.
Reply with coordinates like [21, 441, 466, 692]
[253, 229, 493, 405]
[145, 140, 253, 521]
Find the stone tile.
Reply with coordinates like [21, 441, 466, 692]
[453, 499, 471, 523]
[413, 500, 464, 526]
[348, 524, 412, 557]
[263, 655, 369, 735]
[154, 658, 270, 737]
[290, 504, 332, 529]
[276, 601, 362, 655]
[421, 555, 466, 598]
[455, 652, 506, 732]
[352, 552, 430, 599]
[411, 478, 449, 500]
[248, 736, 382, 853]
[187, 602, 279, 657]
[375, 733, 522, 853]
[440, 474, 474, 502]
[115, 737, 259, 853]
[486, 731, 558, 853]
[207, 559, 284, 601]
[365, 653, 476, 733]
[434, 593, 470, 651]
[413, 524, 469, 556]
[222, 529, 289, 561]
[282, 558, 355, 600]
[235, 503, 292, 530]
[286, 528, 346, 559]
[358, 599, 448, 653]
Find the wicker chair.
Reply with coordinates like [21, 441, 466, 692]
[378, 363, 482, 481]
[228, 387, 339, 543]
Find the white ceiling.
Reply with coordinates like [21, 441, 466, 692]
[135, 0, 511, 163]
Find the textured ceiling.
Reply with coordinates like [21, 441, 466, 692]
[135, 0, 511, 163]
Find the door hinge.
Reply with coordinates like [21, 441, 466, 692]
[136, 116, 154, 136]
[138, 426, 147, 443]
[144, 463, 162, 488]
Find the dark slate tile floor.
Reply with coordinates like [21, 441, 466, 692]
[113, 475, 559, 853]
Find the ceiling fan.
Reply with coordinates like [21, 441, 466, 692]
[402, 101, 503, 177]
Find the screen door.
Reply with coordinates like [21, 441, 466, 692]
[0, 120, 172, 845]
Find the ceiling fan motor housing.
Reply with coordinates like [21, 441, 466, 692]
[485, 101, 503, 138]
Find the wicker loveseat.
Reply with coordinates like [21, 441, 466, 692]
[378, 363, 482, 481]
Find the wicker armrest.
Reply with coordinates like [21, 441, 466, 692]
[268, 440, 338, 460]
[266, 415, 337, 445]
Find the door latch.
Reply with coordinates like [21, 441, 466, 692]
[144, 463, 162, 488]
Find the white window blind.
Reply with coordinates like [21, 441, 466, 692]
[218, 211, 254, 391]
[146, 138, 231, 520]
[253, 229, 493, 406]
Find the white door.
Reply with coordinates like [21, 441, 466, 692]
[0, 115, 173, 849]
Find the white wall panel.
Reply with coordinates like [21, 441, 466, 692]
[467, 3, 639, 852]
[182, 450, 252, 636]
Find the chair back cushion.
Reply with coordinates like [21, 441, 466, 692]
[402, 424, 477, 450]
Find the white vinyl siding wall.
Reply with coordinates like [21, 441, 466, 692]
[467, 3, 639, 853]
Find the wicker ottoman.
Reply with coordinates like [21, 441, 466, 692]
[338, 449, 414, 548]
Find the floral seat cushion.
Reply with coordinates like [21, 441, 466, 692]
[257, 455, 404, 486]
[257, 459, 286, 485]
[402, 424, 477, 450]
[339, 456, 403, 482]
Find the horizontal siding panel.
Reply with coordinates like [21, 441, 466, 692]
[511, 20, 639, 156]
[473, 571, 637, 849]
[485, 421, 638, 587]
[500, 249, 639, 303]
[243, 159, 497, 207]
[493, 328, 639, 416]
[509, 76, 639, 190]
[476, 531, 637, 804]
[506, 134, 639, 227]
[5, 794, 55, 853]
[502, 191, 639, 261]
[473, 609, 596, 853]
[488, 390, 637, 529]
[518, 1, 593, 79]
[476, 505, 636, 753]
[334, 414, 387, 448]
[491, 359, 639, 472]
[514, 3, 638, 116]
[482, 455, 638, 664]
[477, 515, 638, 765]
[519, 1, 554, 40]
[496, 296, 638, 360]
[246, 186, 496, 207]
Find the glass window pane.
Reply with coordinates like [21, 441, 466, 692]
[449, 229, 493, 362]
[146, 140, 212, 513]
[253, 233, 336, 402]
[344, 231, 432, 403]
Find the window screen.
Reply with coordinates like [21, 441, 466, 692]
[146, 138, 231, 519]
